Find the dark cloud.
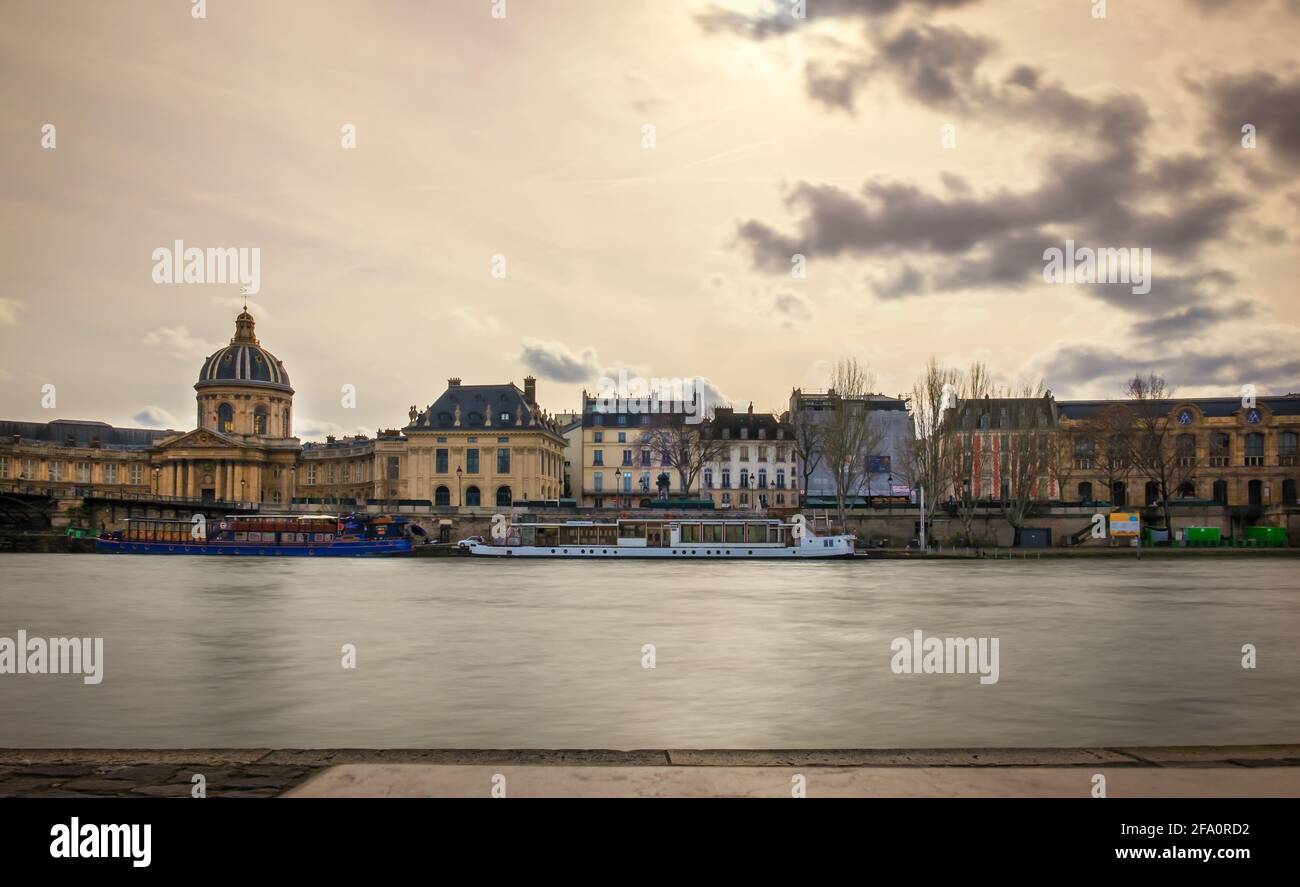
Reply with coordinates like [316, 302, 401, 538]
[1040, 343, 1300, 397]
[519, 339, 601, 384]
[697, 0, 980, 40]
[1129, 299, 1256, 340]
[1198, 71, 1300, 173]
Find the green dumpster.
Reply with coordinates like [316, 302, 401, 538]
[1185, 526, 1220, 547]
[1244, 526, 1288, 547]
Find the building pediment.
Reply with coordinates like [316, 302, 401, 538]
[153, 428, 247, 451]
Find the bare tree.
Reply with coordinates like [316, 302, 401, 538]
[942, 362, 992, 545]
[1081, 403, 1136, 512]
[786, 393, 826, 502]
[649, 412, 726, 499]
[820, 358, 885, 530]
[993, 383, 1055, 540]
[902, 357, 957, 528]
[1124, 373, 1198, 540]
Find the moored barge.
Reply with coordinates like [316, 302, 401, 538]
[95, 513, 414, 557]
[466, 515, 855, 559]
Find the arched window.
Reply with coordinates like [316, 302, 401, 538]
[218, 403, 234, 433]
[1175, 434, 1195, 467]
[1077, 481, 1093, 502]
[1248, 479, 1263, 506]
[464, 485, 481, 507]
[703, 468, 713, 489]
[496, 486, 512, 506]
[434, 486, 450, 507]
[1145, 481, 1161, 505]
[1177, 481, 1196, 498]
[253, 406, 268, 436]
[1212, 480, 1228, 504]
[1111, 481, 1127, 508]
[1283, 479, 1297, 504]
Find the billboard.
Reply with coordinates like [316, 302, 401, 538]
[1109, 512, 1141, 538]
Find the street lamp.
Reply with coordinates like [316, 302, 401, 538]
[749, 474, 757, 511]
[456, 465, 463, 508]
[240, 478, 246, 505]
[152, 466, 160, 497]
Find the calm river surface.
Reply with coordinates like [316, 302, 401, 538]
[1, 554, 1297, 748]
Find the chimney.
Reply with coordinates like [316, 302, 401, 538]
[448, 377, 461, 388]
[524, 375, 537, 407]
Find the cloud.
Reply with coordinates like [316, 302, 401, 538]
[772, 288, 814, 326]
[1197, 70, 1300, 174]
[0, 298, 24, 326]
[450, 308, 501, 335]
[520, 339, 602, 383]
[697, 0, 982, 41]
[133, 405, 178, 428]
[294, 417, 369, 442]
[1033, 343, 1300, 398]
[142, 325, 216, 360]
[1129, 299, 1256, 340]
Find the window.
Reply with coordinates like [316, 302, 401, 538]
[622, 449, 633, 466]
[1210, 433, 1230, 467]
[496, 486, 512, 506]
[76, 462, 91, 482]
[497, 449, 511, 473]
[499, 412, 510, 423]
[593, 449, 604, 466]
[1175, 434, 1196, 467]
[49, 461, 62, 482]
[622, 473, 632, 493]
[465, 485, 481, 506]
[618, 432, 626, 443]
[758, 447, 768, 462]
[129, 464, 143, 485]
[387, 457, 400, 480]
[739, 446, 749, 462]
[435, 449, 448, 473]
[0, 457, 7, 479]
[327, 464, 335, 484]
[1074, 437, 1095, 470]
[1177, 481, 1196, 498]
[104, 464, 118, 484]
[1280, 432, 1298, 467]
[593, 432, 603, 443]
[1283, 479, 1297, 504]
[253, 407, 268, 435]
[1078, 481, 1093, 502]
[703, 468, 713, 488]
[757, 469, 767, 488]
[640, 449, 651, 467]
[307, 464, 317, 485]
[1212, 480, 1228, 504]
[739, 469, 749, 488]
[776, 469, 785, 489]
[467, 449, 479, 473]
[721, 470, 731, 489]
[1245, 432, 1264, 467]
[593, 472, 603, 492]
[218, 403, 234, 432]
[21, 459, 34, 480]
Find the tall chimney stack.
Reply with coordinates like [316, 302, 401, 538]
[524, 375, 537, 407]
[448, 377, 461, 388]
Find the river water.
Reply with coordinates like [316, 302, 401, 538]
[1, 554, 1297, 748]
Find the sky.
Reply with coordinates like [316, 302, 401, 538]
[2, 0, 1299, 441]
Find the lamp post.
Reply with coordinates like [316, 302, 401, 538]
[456, 465, 463, 508]
[152, 466, 160, 497]
[240, 478, 246, 505]
[749, 474, 757, 512]
[289, 465, 296, 508]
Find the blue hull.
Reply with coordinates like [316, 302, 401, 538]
[94, 538, 412, 557]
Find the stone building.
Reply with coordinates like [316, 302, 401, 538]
[700, 404, 798, 511]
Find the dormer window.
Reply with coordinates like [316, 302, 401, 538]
[499, 411, 510, 422]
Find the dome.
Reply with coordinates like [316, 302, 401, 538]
[196, 311, 292, 391]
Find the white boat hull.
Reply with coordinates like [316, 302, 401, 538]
[467, 539, 856, 559]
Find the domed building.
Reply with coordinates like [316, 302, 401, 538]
[195, 310, 294, 438]
[146, 310, 303, 504]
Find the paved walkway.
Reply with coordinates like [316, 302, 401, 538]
[2, 746, 1297, 798]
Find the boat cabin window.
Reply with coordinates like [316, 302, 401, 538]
[618, 522, 646, 539]
[680, 524, 701, 542]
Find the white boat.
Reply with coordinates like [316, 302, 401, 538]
[467, 514, 856, 559]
